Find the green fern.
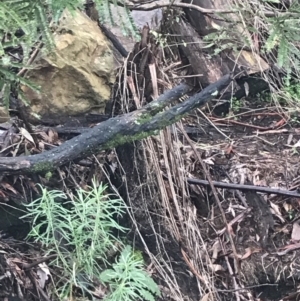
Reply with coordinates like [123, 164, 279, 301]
[94, 0, 139, 39]
[97, 0, 114, 26]
[100, 245, 161, 301]
[263, 2, 300, 84]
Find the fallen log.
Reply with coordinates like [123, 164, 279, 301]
[160, 0, 270, 98]
[0, 74, 232, 175]
[169, 18, 269, 86]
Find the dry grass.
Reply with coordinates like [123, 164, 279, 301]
[107, 46, 223, 300]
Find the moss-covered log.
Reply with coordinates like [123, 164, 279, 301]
[0, 74, 232, 175]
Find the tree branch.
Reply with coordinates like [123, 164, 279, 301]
[0, 74, 232, 175]
[126, 2, 299, 19]
[126, 1, 238, 14]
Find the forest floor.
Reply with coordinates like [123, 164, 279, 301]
[1, 16, 300, 301]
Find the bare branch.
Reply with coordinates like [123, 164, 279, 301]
[126, 1, 238, 14]
[187, 178, 300, 198]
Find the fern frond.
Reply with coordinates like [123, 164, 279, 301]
[94, 0, 139, 39]
[277, 38, 289, 68]
[100, 245, 160, 301]
[0, 3, 26, 32]
[0, 82, 11, 110]
[139, 289, 155, 301]
[264, 26, 280, 52]
[34, 0, 54, 51]
[124, 5, 140, 40]
[96, 0, 114, 26]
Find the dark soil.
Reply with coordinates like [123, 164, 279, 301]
[1, 94, 300, 301]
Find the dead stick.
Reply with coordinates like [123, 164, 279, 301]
[181, 126, 241, 278]
[187, 178, 300, 198]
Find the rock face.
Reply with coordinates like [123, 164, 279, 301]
[108, 5, 163, 57]
[21, 9, 115, 121]
[0, 106, 9, 123]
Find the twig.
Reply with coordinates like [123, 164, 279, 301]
[217, 208, 251, 236]
[180, 125, 241, 278]
[217, 283, 278, 293]
[16, 254, 57, 270]
[27, 270, 52, 301]
[186, 178, 300, 198]
[127, 2, 238, 14]
[128, 1, 298, 17]
[209, 116, 287, 131]
[180, 248, 206, 285]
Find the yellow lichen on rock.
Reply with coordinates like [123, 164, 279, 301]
[21, 9, 115, 121]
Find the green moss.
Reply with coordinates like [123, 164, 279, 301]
[32, 161, 53, 173]
[101, 130, 158, 150]
[100, 113, 187, 150]
[135, 112, 153, 125]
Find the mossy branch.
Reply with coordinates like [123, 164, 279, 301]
[0, 74, 232, 175]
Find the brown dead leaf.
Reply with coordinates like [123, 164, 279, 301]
[283, 202, 293, 213]
[19, 127, 35, 145]
[48, 129, 58, 144]
[37, 263, 50, 289]
[256, 233, 260, 242]
[269, 201, 285, 223]
[287, 133, 293, 145]
[1, 182, 18, 194]
[200, 292, 213, 301]
[203, 157, 214, 165]
[293, 140, 300, 148]
[228, 202, 236, 218]
[224, 144, 233, 155]
[28, 180, 39, 193]
[92, 283, 107, 299]
[277, 242, 300, 255]
[7, 258, 25, 280]
[38, 131, 50, 143]
[209, 264, 225, 273]
[241, 247, 261, 260]
[0, 190, 8, 200]
[274, 224, 290, 234]
[38, 141, 45, 151]
[292, 220, 300, 241]
[211, 241, 222, 262]
[241, 248, 253, 260]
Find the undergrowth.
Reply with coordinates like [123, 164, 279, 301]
[202, 0, 300, 108]
[21, 180, 160, 301]
[259, 79, 300, 108]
